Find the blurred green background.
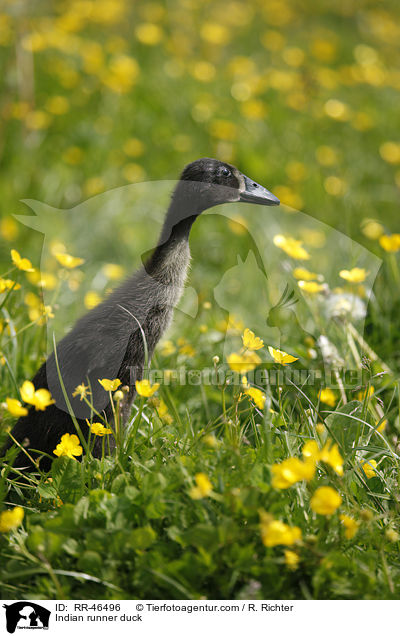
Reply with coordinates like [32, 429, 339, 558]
[0, 0, 399, 253]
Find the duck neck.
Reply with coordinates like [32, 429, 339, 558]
[144, 188, 202, 278]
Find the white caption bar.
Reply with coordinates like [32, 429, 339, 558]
[1, 600, 398, 635]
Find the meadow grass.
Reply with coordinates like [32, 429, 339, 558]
[1, 0, 400, 600]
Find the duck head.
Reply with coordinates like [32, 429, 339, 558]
[159, 157, 279, 245]
[176, 157, 280, 212]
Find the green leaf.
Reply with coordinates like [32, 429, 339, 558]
[325, 401, 363, 453]
[128, 525, 156, 550]
[51, 457, 84, 503]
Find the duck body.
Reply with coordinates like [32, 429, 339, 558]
[4, 158, 279, 470]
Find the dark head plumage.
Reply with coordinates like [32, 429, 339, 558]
[175, 157, 280, 212]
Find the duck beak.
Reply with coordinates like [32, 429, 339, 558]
[239, 174, 280, 206]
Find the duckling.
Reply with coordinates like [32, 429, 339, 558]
[4, 158, 279, 470]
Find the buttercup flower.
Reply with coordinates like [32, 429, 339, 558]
[0, 278, 21, 293]
[273, 234, 310, 260]
[245, 387, 266, 410]
[339, 267, 368, 283]
[20, 380, 55, 411]
[242, 328, 264, 350]
[310, 486, 342, 515]
[228, 351, 261, 372]
[271, 456, 315, 489]
[160, 340, 176, 356]
[376, 419, 387, 433]
[98, 378, 121, 392]
[5, 398, 28, 417]
[86, 421, 112, 436]
[11, 249, 34, 272]
[293, 267, 320, 281]
[135, 379, 160, 397]
[55, 252, 85, 268]
[0, 507, 24, 533]
[298, 280, 325, 294]
[361, 459, 377, 478]
[189, 473, 213, 499]
[340, 514, 359, 539]
[318, 388, 337, 407]
[72, 383, 91, 401]
[268, 346, 298, 365]
[379, 234, 400, 252]
[284, 550, 300, 570]
[319, 442, 344, 476]
[302, 439, 344, 476]
[260, 511, 302, 547]
[53, 433, 83, 459]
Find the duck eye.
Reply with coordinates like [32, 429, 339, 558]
[221, 167, 231, 177]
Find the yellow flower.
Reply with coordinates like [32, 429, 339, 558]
[72, 383, 90, 401]
[53, 433, 83, 459]
[260, 511, 302, 548]
[86, 421, 112, 436]
[98, 378, 121, 392]
[0, 507, 24, 533]
[303, 439, 344, 476]
[179, 342, 196, 357]
[135, 22, 163, 45]
[319, 442, 344, 476]
[0, 217, 19, 241]
[0, 278, 21, 293]
[273, 234, 310, 260]
[271, 456, 315, 489]
[203, 434, 219, 448]
[339, 268, 368, 283]
[310, 486, 342, 515]
[20, 381, 55, 411]
[284, 549, 300, 570]
[319, 388, 337, 407]
[361, 459, 377, 478]
[293, 267, 320, 281]
[357, 386, 374, 402]
[302, 440, 320, 462]
[227, 351, 261, 372]
[103, 55, 140, 94]
[11, 249, 34, 272]
[376, 419, 387, 433]
[84, 291, 102, 309]
[361, 218, 384, 240]
[245, 387, 266, 410]
[272, 185, 303, 210]
[379, 141, 400, 164]
[379, 234, 400, 253]
[135, 379, 160, 397]
[339, 514, 359, 539]
[156, 399, 169, 418]
[160, 340, 176, 356]
[268, 346, 298, 365]
[55, 252, 85, 268]
[200, 23, 230, 45]
[189, 473, 213, 499]
[5, 398, 28, 417]
[227, 316, 245, 332]
[102, 263, 125, 280]
[242, 328, 264, 351]
[298, 280, 325, 294]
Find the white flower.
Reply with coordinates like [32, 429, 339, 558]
[324, 293, 366, 321]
